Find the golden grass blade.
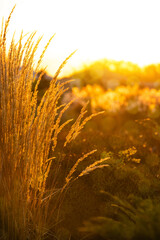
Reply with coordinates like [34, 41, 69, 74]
[36, 34, 55, 72]
[2, 5, 16, 45]
[53, 50, 77, 80]
[77, 157, 109, 178]
[65, 150, 97, 185]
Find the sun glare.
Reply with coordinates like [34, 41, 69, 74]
[1, 0, 160, 76]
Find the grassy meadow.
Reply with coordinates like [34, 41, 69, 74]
[1, 7, 160, 240]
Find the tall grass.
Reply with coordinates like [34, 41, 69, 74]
[0, 6, 108, 239]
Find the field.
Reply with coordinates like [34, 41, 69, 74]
[1, 7, 160, 240]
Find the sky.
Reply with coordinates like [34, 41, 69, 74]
[0, 0, 160, 76]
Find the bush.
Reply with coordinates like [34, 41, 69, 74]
[0, 6, 107, 239]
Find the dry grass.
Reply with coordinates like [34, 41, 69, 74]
[0, 6, 108, 239]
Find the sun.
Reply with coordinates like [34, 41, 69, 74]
[1, 0, 160, 76]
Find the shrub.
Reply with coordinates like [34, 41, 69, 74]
[80, 195, 160, 240]
[0, 6, 107, 239]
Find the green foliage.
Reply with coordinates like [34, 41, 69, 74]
[80, 196, 160, 240]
